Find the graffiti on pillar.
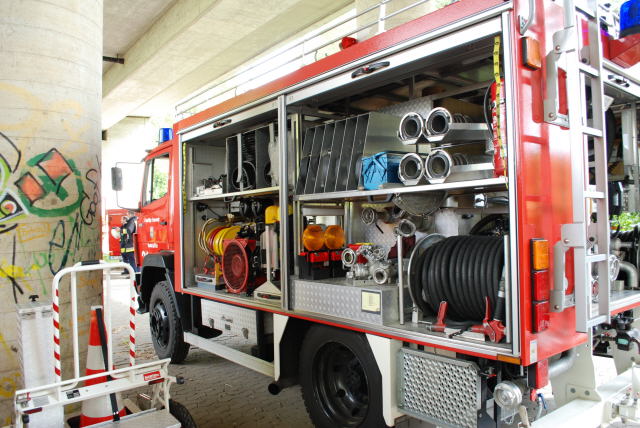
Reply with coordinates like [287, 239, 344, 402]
[0, 130, 101, 303]
[0, 72, 103, 421]
[14, 148, 85, 217]
[0, 236, 24, 303]
[0, 131, 25, 235]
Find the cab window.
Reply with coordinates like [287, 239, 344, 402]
[143, 154, 170, 205]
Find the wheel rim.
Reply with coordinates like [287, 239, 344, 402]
[150, 300, 170, 348]
[313, 342, 369, 426]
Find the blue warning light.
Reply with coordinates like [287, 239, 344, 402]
[620, 0, 640, 38]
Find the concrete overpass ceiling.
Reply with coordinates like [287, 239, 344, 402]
[103, 0, 177, 73]
[102, 0, 353, 130]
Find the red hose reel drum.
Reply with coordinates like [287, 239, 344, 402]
[222, 238, 256, 294]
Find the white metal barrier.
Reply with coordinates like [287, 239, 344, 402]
[14, 261, 179, 428]
[51, 261, 137, 385]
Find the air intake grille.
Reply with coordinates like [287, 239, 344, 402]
[398, 348, 481, 428]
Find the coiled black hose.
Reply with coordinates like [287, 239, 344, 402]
[469, 214, 509, 236]
[413, 236, 504, 322]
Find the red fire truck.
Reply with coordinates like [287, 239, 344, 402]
[111, 0, 640, 426]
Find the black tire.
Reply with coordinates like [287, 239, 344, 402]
[299, 325, 388, 428]
[169, 399, 197, 428]
[149, 281, 190, 363]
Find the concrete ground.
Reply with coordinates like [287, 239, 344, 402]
[110, 276, 313, 428]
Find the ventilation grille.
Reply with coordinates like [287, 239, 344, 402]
[397, 348, 481, 428]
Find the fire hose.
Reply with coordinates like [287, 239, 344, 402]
[411, 235, 505, 322]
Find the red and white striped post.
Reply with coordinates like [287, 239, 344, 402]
[50, 261, 137, 383]
[129, 295, 136, 366]
[53, 288, 61, 382]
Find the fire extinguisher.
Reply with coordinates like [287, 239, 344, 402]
[491, 79, 507, 178]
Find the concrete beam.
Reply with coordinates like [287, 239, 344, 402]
[102, 0, 352, 129]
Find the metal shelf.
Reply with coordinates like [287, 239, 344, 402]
[189, 186, 279, 201]
[294, 177, 507, 202]
[609, 289, 640, 315]
[186, 284, 282, 310]
[184, 281, 511, 356]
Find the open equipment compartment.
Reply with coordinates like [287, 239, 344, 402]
[285, 16, 518, 355]
[182, 103, 285, 303]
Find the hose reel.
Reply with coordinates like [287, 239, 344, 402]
[408, 235, 506, 327]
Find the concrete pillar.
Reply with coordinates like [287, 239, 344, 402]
[0, 0, 103, 420]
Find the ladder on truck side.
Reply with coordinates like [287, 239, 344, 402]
[549, 0, 611, 332]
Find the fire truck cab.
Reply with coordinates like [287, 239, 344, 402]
[112, 0, 640, 426]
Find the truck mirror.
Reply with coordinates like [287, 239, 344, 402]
[111, 167, 123, 191]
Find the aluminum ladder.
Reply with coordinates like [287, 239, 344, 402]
[549, 0, 611, 332]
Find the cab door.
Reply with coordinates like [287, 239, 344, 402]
[136, 149, 172, 264]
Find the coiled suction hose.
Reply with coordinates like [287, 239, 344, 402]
[412, 235, 505, 322]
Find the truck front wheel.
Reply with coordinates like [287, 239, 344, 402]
[299, 325, 387, 428]
[149, 281, 190, 363]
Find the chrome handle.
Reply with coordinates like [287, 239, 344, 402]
[551, 240, 570, 312]
[519, 0, 536, 35]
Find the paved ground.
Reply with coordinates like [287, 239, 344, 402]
[110, 276, 313, 428]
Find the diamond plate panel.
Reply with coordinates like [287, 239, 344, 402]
[292, 278, 398, 325]
[354, 204, 398, 253]
[378, 96, 433, 118]
[201, 300, 272, 344]
[398, 348, 481, 428]
[362, 215, 397, 252]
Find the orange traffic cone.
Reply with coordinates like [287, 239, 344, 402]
[79, 306, 126, 427]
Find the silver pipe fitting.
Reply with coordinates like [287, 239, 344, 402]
[341, 248, 357, 268]
[424, 149, 453, 184]
[619, 261, 639, 289]
[361, 207, 377, 225]
[395, 219, 417, 238]
[361, 207, 390, 225]
[399, 152, 426, 186]
[425, 107, 454, 136]
[372, 262, 396, 285]
[398, 112, 425, 144]
[349, 263, 369, 280]
[424, 107, 490, 143]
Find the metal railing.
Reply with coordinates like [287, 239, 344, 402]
[174, 0, 444, 118]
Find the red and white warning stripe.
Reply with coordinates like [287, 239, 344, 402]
[129, 296, 136, 366]
[53, 287, 61, 382]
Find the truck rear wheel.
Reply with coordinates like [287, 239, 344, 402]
[149, 280, 190, 363]
[299, 325, 387, 428]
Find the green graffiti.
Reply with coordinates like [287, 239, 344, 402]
[15, 150, 85, 218]
[0, 157, 8, 192]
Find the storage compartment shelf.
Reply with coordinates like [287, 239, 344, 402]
[187, 280, 512, 355]
[294, 177, 506, 202]
[189, 186, 279, 201]
[185, 284, 282, 309]
[608, 289, 640, 314]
